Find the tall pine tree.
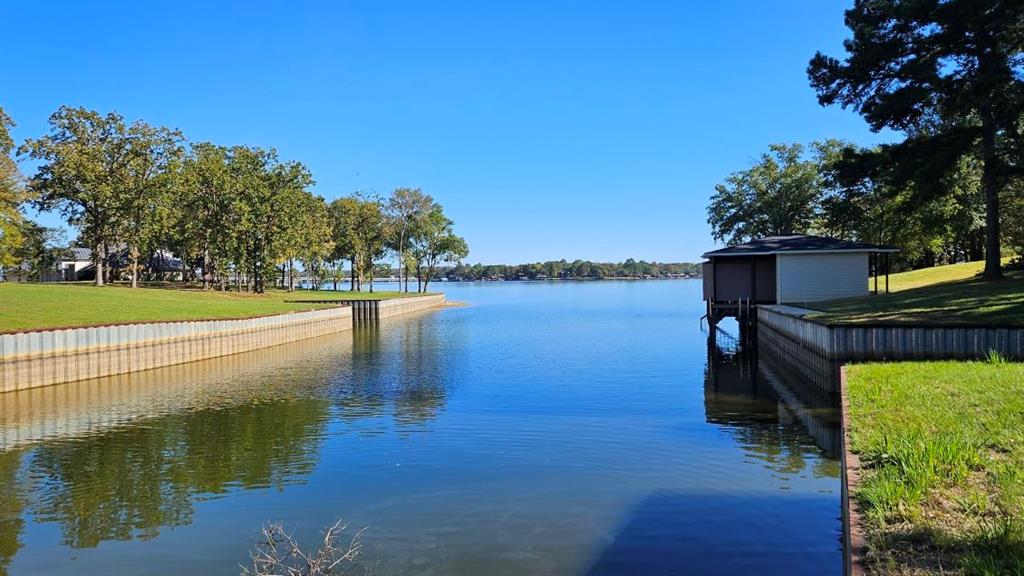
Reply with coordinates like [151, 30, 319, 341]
[809, 0, 1024, 279]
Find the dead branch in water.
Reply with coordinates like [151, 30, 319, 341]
[241, 519, 368, 576]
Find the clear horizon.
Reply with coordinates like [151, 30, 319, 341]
[3, 0, 892, 264]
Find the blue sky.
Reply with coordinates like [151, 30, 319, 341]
[3, 0, 889, 263]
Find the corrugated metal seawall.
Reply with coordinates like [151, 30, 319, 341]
[758, 305, 1024, 361]
[0, 294, 447, 392]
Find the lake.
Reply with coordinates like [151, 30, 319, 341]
[0, 280, 842, 575]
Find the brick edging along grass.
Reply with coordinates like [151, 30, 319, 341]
[839, 365, 868, 576]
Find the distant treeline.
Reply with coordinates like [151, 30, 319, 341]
[436, 260, 701, 281]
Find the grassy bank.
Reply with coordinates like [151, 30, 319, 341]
[846, 361, 1024, 575]
[0, 283, 421, 332]
[809, 261, 1023, 326]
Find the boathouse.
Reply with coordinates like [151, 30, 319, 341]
[702, 235, 899, 323]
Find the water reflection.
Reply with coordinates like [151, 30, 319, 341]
[336, 319, 450, 428]
[0, 282, 846, 576]
[0, 321, 454, 571]
[27, 397, 328, 548]
[0, 452, 24, 573]
[581, 325, 844, 576]
[704, 328, 841, 476]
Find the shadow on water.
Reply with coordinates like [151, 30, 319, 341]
[584, 323, 844, 576]
[583, 491, 843, 576]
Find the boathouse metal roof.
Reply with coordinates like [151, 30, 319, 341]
[701, 235, 899, 258]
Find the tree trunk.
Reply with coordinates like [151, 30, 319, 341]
[95, 242, 105, 287]
[350, 256, 356, 292]
[399, 237, 406, 293]
[202, 248, 210, 290]
[106, 244, 114, 285]
[288, 259, 294, 292]
[252, 258, 261, 293]
[979, 102, 1003, 280]
[130, 247, 139, 288]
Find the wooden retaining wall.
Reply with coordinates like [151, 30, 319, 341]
[759, 305, 1024, 361]
[0, 294, 446, 393]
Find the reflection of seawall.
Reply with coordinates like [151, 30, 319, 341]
[0, 332, 352, 451]
[704, 333, 842, 462]
[0, 294, 445, 392]
[757, 325, 842, 458]
[759, 362, 842, 460]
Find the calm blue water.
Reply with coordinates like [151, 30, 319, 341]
[0, 280, 842, 575]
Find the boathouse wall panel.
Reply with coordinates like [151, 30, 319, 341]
[755, 256, 777, 303]
[777, 253, 868, 304]
[703, 256, 776, 303]
[702, 262, 714, 300]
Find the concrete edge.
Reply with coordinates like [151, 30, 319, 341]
[840, 365, 868, 576]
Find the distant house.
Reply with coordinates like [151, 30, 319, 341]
[2, 248, 90, 282]
[11, 245, 186, 282]
[106, 247, 183, 280]
[59, 247, 96, 281]
[702, 235, 899, 319]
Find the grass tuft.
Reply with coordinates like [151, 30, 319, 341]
[985, 350, 1007, 365]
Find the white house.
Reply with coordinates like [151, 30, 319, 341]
[58, 247, 96, 281]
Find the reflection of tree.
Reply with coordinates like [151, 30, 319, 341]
[337, 320, 450, 427]
[178, 400, 328, 493]
[30, 424, 193, 547]
[26, 398, 329, 549]
[704, 335, 840, 478]
[0, 451, 25, 575]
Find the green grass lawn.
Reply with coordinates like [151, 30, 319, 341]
[846, 361, 1024, 575]
[875, 260, 996, 292]
[808, 260, 1024, 327]
[0, 283, 423, 332]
